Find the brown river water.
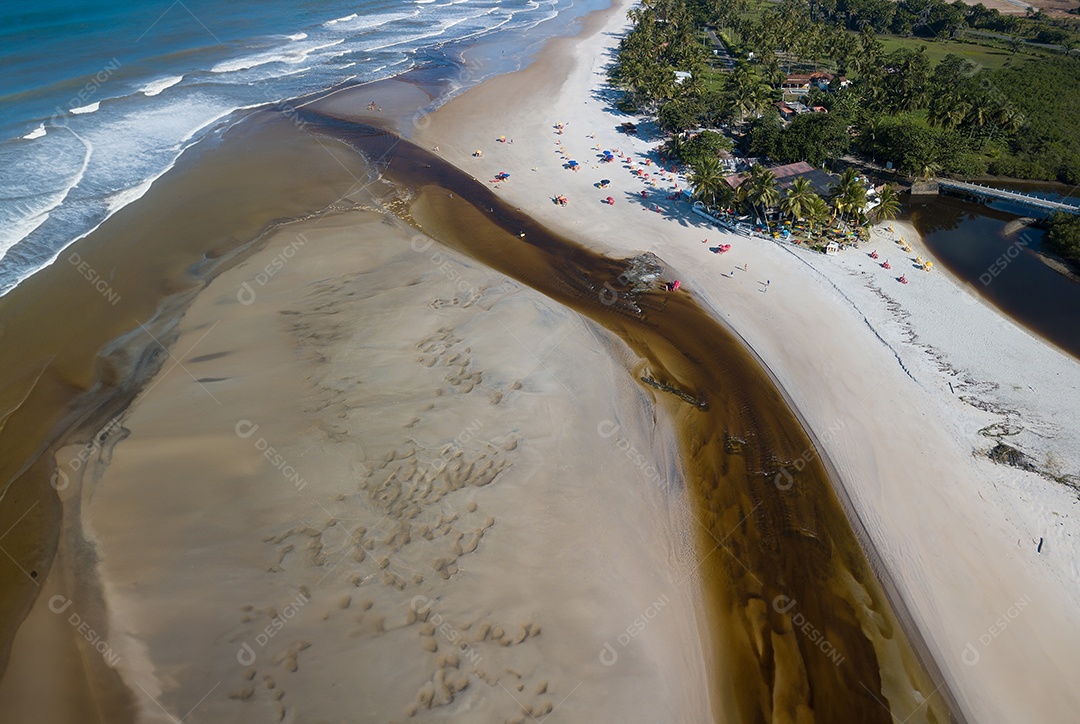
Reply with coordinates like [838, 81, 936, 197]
[0, 98, 957, 721]
[305, 111, 957, 723]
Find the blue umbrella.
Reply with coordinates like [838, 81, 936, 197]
[568, 160, 579, 166]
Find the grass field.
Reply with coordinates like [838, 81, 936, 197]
[877, 35, 1038, 69]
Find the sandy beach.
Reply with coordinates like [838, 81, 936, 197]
[416, 3, 1080, 721]
[1, 0, 1078, 721]
[0, 195, 714, 720]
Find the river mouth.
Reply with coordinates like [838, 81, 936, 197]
[305, 111, 956, 723]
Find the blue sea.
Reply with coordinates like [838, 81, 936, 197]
[0, 0, 591, 295]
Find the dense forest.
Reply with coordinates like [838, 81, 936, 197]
[610, 0, 1080, 184]
[1048, 213, 1080, 265]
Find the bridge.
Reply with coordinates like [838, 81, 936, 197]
[936, 179, 1080, 216]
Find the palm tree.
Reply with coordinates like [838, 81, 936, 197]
[728, 64, 773, 122]
[663, 133, 686, 162]
[780, 177, 816, 221]
[829, 168, 867, 225]
[917, 160, 941, 182]
[743, 165, 779, 230]
[868, 183, 901, 223]
[806, 194, 832, 236]
[689, 157, 732, 209]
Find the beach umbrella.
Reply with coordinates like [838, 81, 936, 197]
[568, 160, 579, 166]
[606, 196, 615, 204]
[601, 179, 610, 185]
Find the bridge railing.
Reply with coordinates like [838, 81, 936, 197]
[935, 179, 1080, 213]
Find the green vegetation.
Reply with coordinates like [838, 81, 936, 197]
[609, 0, 1078, 189]
[876, 35, 1020, 70]
[608, 0, 708, 109]
[748, 111, 850, 166]
[682, 130, 735, 166]
[1046, 213, 1080, 266]
[986, 57, 1080, 184]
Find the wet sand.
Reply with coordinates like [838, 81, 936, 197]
[13, 203, 712, 722]
[10, 0, 1073, 720]
[0, 67, 717, 723]
[0, 110, 370, 685]
[0, 91, 944, 722]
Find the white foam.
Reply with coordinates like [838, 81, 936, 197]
[70, 102, 100, 115]
[211, 39, 344, 74]
[364, 5, 505, 52]
[324, 13, 358, 25]
[1, 0, 585, 296]
[141, 76, 184, 96]
[321, 9, 420, 32]
[0, 130, 91, 261]
[104, 177, 157, 215]
[1, 103, 244, 294]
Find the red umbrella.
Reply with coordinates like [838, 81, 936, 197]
[606, 196, 614, 204]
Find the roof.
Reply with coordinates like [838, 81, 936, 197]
[724, 161, 836, 198]
[782, 71, 834, 85]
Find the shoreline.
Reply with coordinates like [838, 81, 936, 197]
[0, 0, 618, 674]
[0, 1, 1075, 721]
[0, 1, 719, 721]
[0, 110, 373, 681]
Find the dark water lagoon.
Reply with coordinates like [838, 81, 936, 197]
[906, 188, 1080, 362]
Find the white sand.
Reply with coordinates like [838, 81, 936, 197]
[54, 210, 713, 722]
[418, 3, 1080, 721]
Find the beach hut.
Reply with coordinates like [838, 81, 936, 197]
[825, 241, 839, 256]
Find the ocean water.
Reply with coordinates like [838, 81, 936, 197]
[0, 0, 585, 295]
